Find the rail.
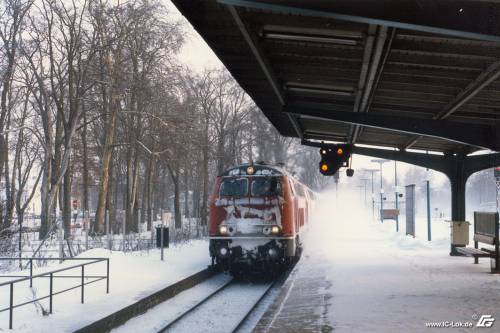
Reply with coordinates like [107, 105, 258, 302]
[0, 257, 109, 329]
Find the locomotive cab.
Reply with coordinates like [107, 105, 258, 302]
[208, 163, 312, 273]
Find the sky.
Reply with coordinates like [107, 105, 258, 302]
[166, 1, 223, 72]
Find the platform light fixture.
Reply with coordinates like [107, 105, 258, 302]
[285, 82, 355, 97]
[263, 32, 358, 45]
[286, 86, 354, 97]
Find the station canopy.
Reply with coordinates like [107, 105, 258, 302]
[172, 0, 500, 154]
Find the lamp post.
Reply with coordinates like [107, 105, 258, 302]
[394, 160, 399, 232]
[357, 185, 364, 203]
[362, 169, 379, 219]
[371, 159, 391, 223]
[426, 152, 432, 241]
[360, 178, 370, 204]
[426, 170, 432, 241]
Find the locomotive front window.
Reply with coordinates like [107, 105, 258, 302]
[251, 177, 282, 196]
[219, 178, 248, 197]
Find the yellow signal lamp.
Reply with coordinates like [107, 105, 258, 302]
[321, 163, 329, 172]
[337, 148, 344, 155]
[246, 166, 255, 175]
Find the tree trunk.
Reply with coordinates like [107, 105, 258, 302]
[107, 154, 115, 233]
[40, 181, 51, 239]
[81, 108, 89, 220]
[201, 121, 209, 226]
[62, 159, 72, 239]
[126, 145, 139, 233]
[95, 98, 117, 234]
[173, 176, 181, 229]
[146, 155, 155, 231]
[167, 165, 182, 229]
[183, 168, 190, 218]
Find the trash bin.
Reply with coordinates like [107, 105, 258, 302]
[491, 257, 500, 273]
[156, 226, 169, 248]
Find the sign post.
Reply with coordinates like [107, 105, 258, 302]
[405, 184, 416, 237]
[495, 167, 500, 212]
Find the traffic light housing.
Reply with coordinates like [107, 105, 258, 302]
[319, 144, 352, 176]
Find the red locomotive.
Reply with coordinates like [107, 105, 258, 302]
[208, 163, 315, 274]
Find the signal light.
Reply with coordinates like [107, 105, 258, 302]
[319, 161, 338, 176]
[318, 144, 352, 176]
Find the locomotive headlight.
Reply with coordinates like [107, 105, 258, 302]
[219, 225, 228, 235]
[246, 166, 255, 175]
[270, 226, 281, 234]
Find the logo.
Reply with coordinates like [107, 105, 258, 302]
[476, 314, 495, 328]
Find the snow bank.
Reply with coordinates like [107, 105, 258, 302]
[0, 240, 210, 332]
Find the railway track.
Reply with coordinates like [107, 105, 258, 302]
[157, 277, 277, 333]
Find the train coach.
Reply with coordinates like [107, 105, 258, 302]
[208, 162, 315, 275]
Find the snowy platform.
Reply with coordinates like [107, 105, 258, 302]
[254, 192, 500, 332]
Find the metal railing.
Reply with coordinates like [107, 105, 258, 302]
[0, 257, 109, 329]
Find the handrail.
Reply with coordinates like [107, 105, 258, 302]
[0, 257, 110, 329]
[0, 259, 104, 287]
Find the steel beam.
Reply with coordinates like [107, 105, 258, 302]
[217, 0, 500, 43]
[225, 4, 303, 138]
[405, 59, 500, 149]
[352, 146, 449, 174]
[436, 60, 500, 120]
[305, 139, 499, 228]
[303, 140, 450, 173]
[287, 106, 498, 151]
[464, 152, 500, 177]
[349, 25, 377, 142]
[226, 5, 285, 105]
[352, 27, 393, 143]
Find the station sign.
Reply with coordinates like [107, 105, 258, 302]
[393, 186, 404, 193]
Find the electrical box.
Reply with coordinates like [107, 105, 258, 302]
[450, 221, 469, 246]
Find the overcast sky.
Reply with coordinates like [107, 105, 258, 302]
[166, 1, 223, 72]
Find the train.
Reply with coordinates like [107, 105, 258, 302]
[208, 162, 315, 275]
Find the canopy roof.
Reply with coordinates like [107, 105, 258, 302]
[173, 0, 500, 154]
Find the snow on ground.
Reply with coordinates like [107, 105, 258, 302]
[0, 240, 210, 332]
[111, 275, 270, 333]
[110, 274, 232, 333]
[303, 188, 500, 332]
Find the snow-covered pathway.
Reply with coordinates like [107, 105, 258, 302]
[260, 190, 500, 332]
